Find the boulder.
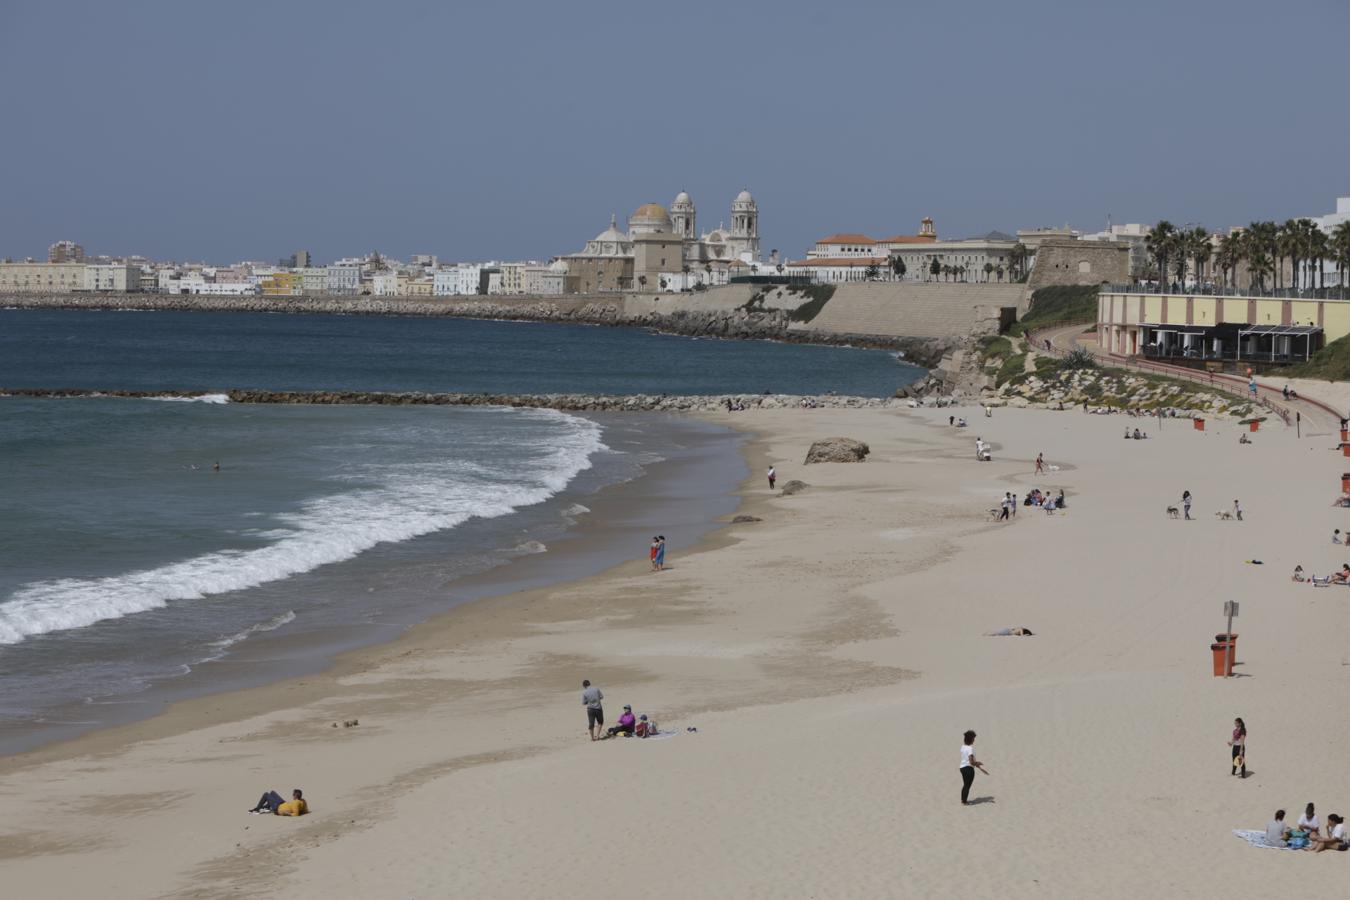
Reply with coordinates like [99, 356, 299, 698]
[804, 437, 870, 464]
[779, 480, 809, 496]
[730, 515, 763, 524]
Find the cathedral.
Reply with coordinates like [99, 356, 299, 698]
[561, 190, 761, 293]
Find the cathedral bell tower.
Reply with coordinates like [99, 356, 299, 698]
[671, 191, 696, 240]
[729, 189, 759, 260]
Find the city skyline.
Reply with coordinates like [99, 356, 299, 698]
[2, 0, 1347, 264]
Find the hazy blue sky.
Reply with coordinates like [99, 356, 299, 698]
[2, 0, 1346, 264]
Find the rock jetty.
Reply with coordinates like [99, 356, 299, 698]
[0, 386, 908, 413]
[804, 437, 871, 463]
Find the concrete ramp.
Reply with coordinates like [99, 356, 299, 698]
[790, 283, 1027, 339]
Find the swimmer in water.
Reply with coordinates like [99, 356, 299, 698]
[213, 461, 220, 472]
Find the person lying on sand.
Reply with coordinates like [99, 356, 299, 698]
[985, 627, 1034, 636]
[249, 788, 308, 816]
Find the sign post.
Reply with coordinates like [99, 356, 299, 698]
[1222, 600, 1239, 678]
[1296, 410, 1301, 439]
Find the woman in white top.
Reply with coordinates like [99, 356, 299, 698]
[959, 730, 989, 806]
[1298, 802, 1321, 837]
[1308, 813, 1346, 852]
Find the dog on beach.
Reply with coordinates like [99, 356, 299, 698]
[1166, 506, 1179, 518]
[1215, 510, 1233, 521]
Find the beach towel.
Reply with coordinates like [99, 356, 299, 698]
[1232, 829, 1297, 850]
[642, 730, 679, 742]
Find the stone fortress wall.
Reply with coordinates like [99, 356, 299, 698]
[1027, 239, 1129, 289]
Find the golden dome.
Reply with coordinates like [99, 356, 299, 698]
[632, 203, 670, 221]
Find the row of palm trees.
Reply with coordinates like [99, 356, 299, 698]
[1146, 218, 1350, 293]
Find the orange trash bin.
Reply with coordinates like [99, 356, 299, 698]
[1343, 473, 1350, 493]
[1342, 443, 1350, 458]
[1211, 642, 1233, 677]
[1250, 421, 1259, 432]
[1341, 428, 1347, 442]
[1194, 418, 1206, 431]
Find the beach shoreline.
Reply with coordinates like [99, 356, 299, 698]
[0, 411, 747, 758]
[5, 403, 1350, 899]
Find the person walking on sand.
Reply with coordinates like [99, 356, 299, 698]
[655, 535, 666, 571]
[959, 730, 989, 806]
[1182, 490, 1192, 520]
[767, 466, 776, 490]
[999, 494, 1010, 522]
[1233, 499, 1243, 521]
[582, 679, 604, 741]
[1228, 717, 1247, 777]
[1034, 453, 1044, 475]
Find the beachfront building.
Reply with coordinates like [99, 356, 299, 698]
[371, 271, 399, 296]
[521, 262, 565, 295]
[84, 263, 141, 292]
[787, 220, 1022, 284]
[326, 264, 361, 295]
[1096, 286, 1339, 367]
[259, 272, 303, 296]
[0, 261, 86, 292]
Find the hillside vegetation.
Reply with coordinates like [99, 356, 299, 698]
[1283, 334, 1350, 380]
[1012, 285, 1099, 334]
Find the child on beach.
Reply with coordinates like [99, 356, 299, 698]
[649, 537, 659, 572]
[767, 466, 776, 490]
[959, 730, 989, 805]
[1228, 718, 1247, 777]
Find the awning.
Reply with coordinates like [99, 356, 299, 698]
[1139, 322, 1211, 335]
[1237, 324, 1322, 336]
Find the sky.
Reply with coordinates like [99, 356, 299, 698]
[2, 0, 1347, 265]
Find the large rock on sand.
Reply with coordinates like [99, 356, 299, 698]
[804, 437, 870, 464]
[779, 480, 809, 496]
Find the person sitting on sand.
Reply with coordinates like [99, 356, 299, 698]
[606, 705, 637, 738]
[1239, 433, 1251, 444]
[1266, 810, 1291, 848]
[1334, 530, 1342, 545]
[1307, 813, 1346, 852]
[1293, 565, 1306, 582]
[1331, 565, 1350, 585]
[956, 418, 967, 428]
[1298, 802, 1321, 837]
[249, 788, 308, 816]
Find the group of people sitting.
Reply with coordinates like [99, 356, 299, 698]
[1025, 488, 1065, 511]
[603, 704, 658, 740]
[948, 416, 968, 428]
[1292, 563, 1350, 585]
[1266, 804, 1347, 851]
[1124, 427, 1150, 440]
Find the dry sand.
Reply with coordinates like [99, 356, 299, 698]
[3, 403, 1350, 899]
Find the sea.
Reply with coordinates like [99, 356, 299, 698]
[0, 309, 923, 753]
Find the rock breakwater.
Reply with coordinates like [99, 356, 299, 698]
[0, 386, 907, 413]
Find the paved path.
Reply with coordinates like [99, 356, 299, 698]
[1027, 322, 1344, 433]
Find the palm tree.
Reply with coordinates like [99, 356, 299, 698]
[1009, 243, 1028, 281]
[983, 261, 994, 282]
[1215, 233, 1241, 290]
[1188, 227, 1211, 286]
[1307, 225, 1329, 291]
[1280, 220, 1304, 291]
[1146, 221, 1177, 290]
[1243, 226, 1273, 291]
[1333, 222, 1350, 288]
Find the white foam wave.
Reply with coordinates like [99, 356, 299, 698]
[146, 393, 231, 404]
[206, 610, 297, 653]
[0, 412, 604, 644]
[561, 503, 591, 517]
[513, 540, 548, 555]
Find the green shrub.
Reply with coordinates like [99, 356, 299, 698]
[785, 284, 836, 323]
[996, 352, 1027, 386]
[1018, 285, 1099, 330]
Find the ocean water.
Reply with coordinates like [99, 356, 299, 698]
[0, 308, 921, 396]
[0, 310, 918, 752]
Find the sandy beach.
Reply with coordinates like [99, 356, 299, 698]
[4, 402, 1350, 899]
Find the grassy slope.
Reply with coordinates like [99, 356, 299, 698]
[1012, 285, 1099, 334]
[1283, 334, 1350, 380]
